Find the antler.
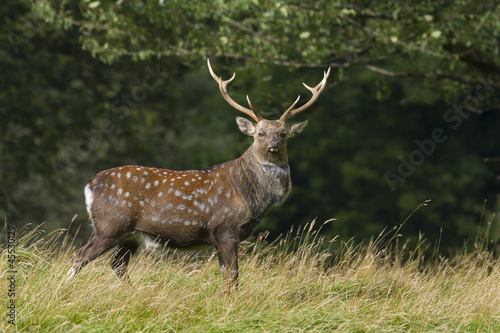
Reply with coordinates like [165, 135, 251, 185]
[207, 59, 263, 123]
[279, 67, 331, 122]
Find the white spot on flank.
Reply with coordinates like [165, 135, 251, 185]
[158, 192, 163, 197]
[140, 201, 145, 207]
[143, 171, 149, 175]
[117, 173, 121, 178]
[136, 167, 141, 171]
[163, 179, 167, 183]
[111, 184, 116, 189]
[126, 172, 131, 179]
[175, 190, 183, 197]
[124, 192, 130, 197]
[184, 181, 190, 186]
[146, 183, 151, 189]
[226, 191, 231, 198]
[111, 172, 115, 176]
[133, 176, 138, 182]
[141, 177, 146, 183]
[177, 204, 186, 210]
[117, 188, 123, 195]
[154, 180, 159, 186]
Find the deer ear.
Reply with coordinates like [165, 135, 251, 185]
[236, 116, 256, 136]
[287, 119, 308, 138]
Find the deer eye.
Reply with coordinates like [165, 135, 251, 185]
[280, 132, 287, 138]
[258, 131, 265, 138]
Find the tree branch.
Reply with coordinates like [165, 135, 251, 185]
[363, 64, 482, 85]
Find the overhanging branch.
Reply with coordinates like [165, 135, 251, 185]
[363, 64, 481, 85]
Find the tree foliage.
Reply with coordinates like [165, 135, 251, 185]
[32, 0, 500, 109]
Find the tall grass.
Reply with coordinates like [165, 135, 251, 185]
[1, 217, 499, 332]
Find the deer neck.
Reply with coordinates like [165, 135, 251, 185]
[231, 145, 291, 219]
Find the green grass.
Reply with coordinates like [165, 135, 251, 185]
[2, 219, 500, 332]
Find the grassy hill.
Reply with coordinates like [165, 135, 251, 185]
[2, 220, 499, 332]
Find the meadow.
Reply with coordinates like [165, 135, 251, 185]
[1, 216, 499, 332]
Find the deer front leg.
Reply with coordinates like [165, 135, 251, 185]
[216, 235, 239, 294]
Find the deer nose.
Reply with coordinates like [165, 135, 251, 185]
[268, 138, 280, 152]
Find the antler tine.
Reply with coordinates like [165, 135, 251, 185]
[279, 67, 331, 122]
[207, 59, 263, 123]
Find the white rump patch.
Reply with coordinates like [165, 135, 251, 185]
[84, 184, 94, 216]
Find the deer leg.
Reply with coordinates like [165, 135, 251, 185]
[110, 238, 139, 282]
[68, 235, 120, 279]
[217, 236, 239, 294]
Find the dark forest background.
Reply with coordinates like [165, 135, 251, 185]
[1, 0, 500, 252]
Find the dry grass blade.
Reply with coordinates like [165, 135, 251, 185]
[1, 217, 499, 332]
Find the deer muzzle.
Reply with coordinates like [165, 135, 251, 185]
[268, 138, 280, 153]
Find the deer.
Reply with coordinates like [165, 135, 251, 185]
[68, 59, 330, 292]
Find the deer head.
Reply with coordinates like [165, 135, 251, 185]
[207, 59, 330, 166]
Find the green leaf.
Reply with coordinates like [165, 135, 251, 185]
[138, 50, 147, 60]
[424, 14, 434, 22]
[299, 31, 310, 39]
[430, 30, 442, 38]
[88, 1, 100, 9]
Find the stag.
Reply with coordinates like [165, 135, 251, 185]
[68, 59, 330, 292]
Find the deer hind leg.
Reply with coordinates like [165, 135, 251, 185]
[68, 235, 120, 279]
[110, 237, 140, 282]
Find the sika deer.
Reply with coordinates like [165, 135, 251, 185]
[68, 59, 330, 292]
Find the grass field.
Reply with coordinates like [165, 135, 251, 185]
[1, 217, 499, 332]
